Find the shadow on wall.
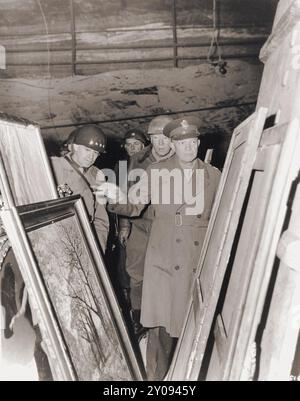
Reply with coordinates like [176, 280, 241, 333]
[198, 130, 230, 170]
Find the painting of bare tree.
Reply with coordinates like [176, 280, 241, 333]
[1, 196, 142, 380]
[28, 214, 131, 380]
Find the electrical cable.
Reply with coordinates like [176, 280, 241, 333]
[40, 101, 256, 130]
[35, 0, 58, 135]
[207, 0, 227, 74]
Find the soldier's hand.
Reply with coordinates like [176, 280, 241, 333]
[118, 227, 130, 246]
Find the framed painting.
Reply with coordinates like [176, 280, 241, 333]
[0, 195, 144, 381]
[0, 112, 57, 207]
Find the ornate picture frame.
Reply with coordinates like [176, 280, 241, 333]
[0, 195, 144, 380]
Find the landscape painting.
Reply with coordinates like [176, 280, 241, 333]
[1, 197, 143, 381]
[28, 214, 132, 381]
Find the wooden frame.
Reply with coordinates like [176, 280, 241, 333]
[259, 179, 300, 380]
[214, 119, 300, 381]
[167, 107, 268, 380]
[0, 112, 57, 207]
[0, 195, 144, 381]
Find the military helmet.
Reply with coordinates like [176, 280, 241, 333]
[65, 128, 77, 145]
[72, 124, 107, 153]
[147, 115, 173, 135]
[124, 128, 148, 144]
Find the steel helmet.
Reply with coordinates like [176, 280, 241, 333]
[65, 128, 77, 146]
[147, 116, 173, 135]
[72, 124, 107, 153]
[124, 128, 148, 144]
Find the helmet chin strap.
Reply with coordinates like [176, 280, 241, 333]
[69, 151, 88, 173]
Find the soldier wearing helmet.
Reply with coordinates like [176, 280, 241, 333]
[51, 124, 109, 252]
[123, 128, 147, 158]
[112, 116, 175, 341]
[112, 128, 147, 311]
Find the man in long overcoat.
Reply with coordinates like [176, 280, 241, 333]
[105, 117, 221, 379]
[117, 117, 174, 337]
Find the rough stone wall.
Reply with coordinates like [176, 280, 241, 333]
[0, 0, 278, 166]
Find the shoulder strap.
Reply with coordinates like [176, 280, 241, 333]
[64, 156, 96, 223]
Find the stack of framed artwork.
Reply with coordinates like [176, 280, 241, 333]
[0, 113, 144, 381]
[167, 107, 268, 380]
[167, 0, 300, 382]
[168, 112, 300, 381]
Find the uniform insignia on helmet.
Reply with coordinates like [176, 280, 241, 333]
[181, 120, 189, 129]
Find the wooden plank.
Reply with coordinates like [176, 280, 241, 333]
[167, 107, 267, 381]
[229, 120, 300, 380]
[205, 120, 300, 380]
[0, 0, 277, 37]
[223, 0, 300, 382]
[0, 33, 71, 52]
[216, 150, 279, 380]
[259, 191, 300, 380]
[260, 0, 300, 63]
[73, 0, 277, 32]
[273, 0, 296, 27]
[5, 50, 71, 66]
[175, 0, 277, 29]
[258, 28, 300, 125]
[2, 43, 262, 68]
[73, 0, 172, 32]
[0, 27, 269, 52]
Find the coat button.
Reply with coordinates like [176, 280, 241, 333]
[174, 265, 180, 271]
[197, 214, 201, 218]
[194, 241, 199, 246]
[176, 238, 182, 243]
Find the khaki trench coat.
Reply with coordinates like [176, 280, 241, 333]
[117, 146, 174, 310]
[109, 155, 220, 337]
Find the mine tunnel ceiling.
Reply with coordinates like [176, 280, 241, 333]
[0, 0, 278, 75]
[0, 0, 279, 143]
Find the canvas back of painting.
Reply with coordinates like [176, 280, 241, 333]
[0, 113, 59, 380]
[167, 108, 267, 380]
[0, 113, 57, 207]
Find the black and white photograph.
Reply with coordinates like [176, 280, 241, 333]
[0, 0, 299, 383]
